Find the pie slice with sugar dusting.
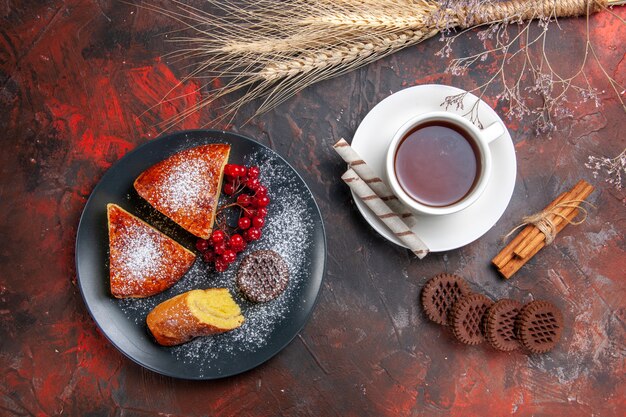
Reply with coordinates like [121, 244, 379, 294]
[107, 203, 196, 298]
[133, 144, 231, 239]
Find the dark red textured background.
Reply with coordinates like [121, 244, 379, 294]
[1, 1, 625, 416]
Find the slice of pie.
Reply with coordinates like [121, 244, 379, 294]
[133, 144, 231, 239]
[107, 203, 196, 298]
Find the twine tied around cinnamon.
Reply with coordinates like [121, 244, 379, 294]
[503, 200, 595, 245]
[492, 180, 595, 278]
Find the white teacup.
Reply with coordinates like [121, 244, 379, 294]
[385, 111, 505, 216]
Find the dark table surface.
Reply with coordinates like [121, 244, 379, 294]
[1, 1, 625, 416]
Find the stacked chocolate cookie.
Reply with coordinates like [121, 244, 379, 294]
[421, 274, 563, 353]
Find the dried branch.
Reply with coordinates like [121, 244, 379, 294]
[586, 148, 626, 190]
[440, 1, 625, 133]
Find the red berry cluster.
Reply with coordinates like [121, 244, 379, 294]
[195, 164, 270, 272]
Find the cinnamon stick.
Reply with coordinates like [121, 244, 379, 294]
[513, 182, 594, 259]
[491, 226, 532, 269]
[491, 189, 571, 270]
[512, 180, 592, 258]
[498, 207, 580, 279]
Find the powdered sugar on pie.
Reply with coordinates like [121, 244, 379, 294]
[107, 204, 196, 298]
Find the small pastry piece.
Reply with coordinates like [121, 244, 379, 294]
[449, 293, 493, 345]
[147, 288, 244, 346]
[107, 203, 195, 298]
[134, 144, 231, 239]
[236, 250, 289, 302]
[421, 273, 471, 325]
[516, 300, 563, 353]
[485, 299, 522, 352]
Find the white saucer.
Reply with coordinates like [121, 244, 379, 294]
[351, 84, 517, 252]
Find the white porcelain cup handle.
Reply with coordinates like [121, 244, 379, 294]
[480, 121, 506, 144]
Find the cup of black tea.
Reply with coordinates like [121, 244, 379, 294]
[385, 111, 505, 216]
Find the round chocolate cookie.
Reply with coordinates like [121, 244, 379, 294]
[236, 250, 289, 303]
[485, 299, 522, 352]
[516, 300, 563, 353]
[421, 273, 471, 325]
[449, 293, 493, 345]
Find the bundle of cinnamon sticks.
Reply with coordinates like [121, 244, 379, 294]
[492, 180, 594, 279]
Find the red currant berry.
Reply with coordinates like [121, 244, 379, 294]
[252, 216, 265, 228]
[221, 250, 237, 264]
[211, 230, 225, 244]
[213, 241, 226, 255]
[245, 178, 260, 190]
[254, 195, 270, 207]
[238, 166, 247, 177]
[247, 166, 260, 179]
[215, 259, 228, 272]
[224, 164, 236, 177]
[230, 234, 244, 248]
[246, 227, 262, 241]
[238, 217, 251, 230]
[237, 194, 251, 207]
[256, 207, 268, 218]
[255, 185, 268, 197]
[230, 165, 244, 177]
[202, 250, 216, 263]
[223, 182, 236, 195]
[196, 239, 210, 252]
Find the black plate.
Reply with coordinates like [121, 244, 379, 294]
[75, 130, 326, 380]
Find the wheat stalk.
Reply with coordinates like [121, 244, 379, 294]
[139, 0, 621, 130]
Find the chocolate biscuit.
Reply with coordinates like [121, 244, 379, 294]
[236, 250, 289, 303]
[485, 299, 522, 352]
[421, 273, 471, 325]
[516, 300, 563, 353]
[449, 293, 493, 345]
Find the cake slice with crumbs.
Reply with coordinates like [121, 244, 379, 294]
[147, 288, 244, 346]
[134, 144, 231, 239]
[107, 203, 196, 298]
